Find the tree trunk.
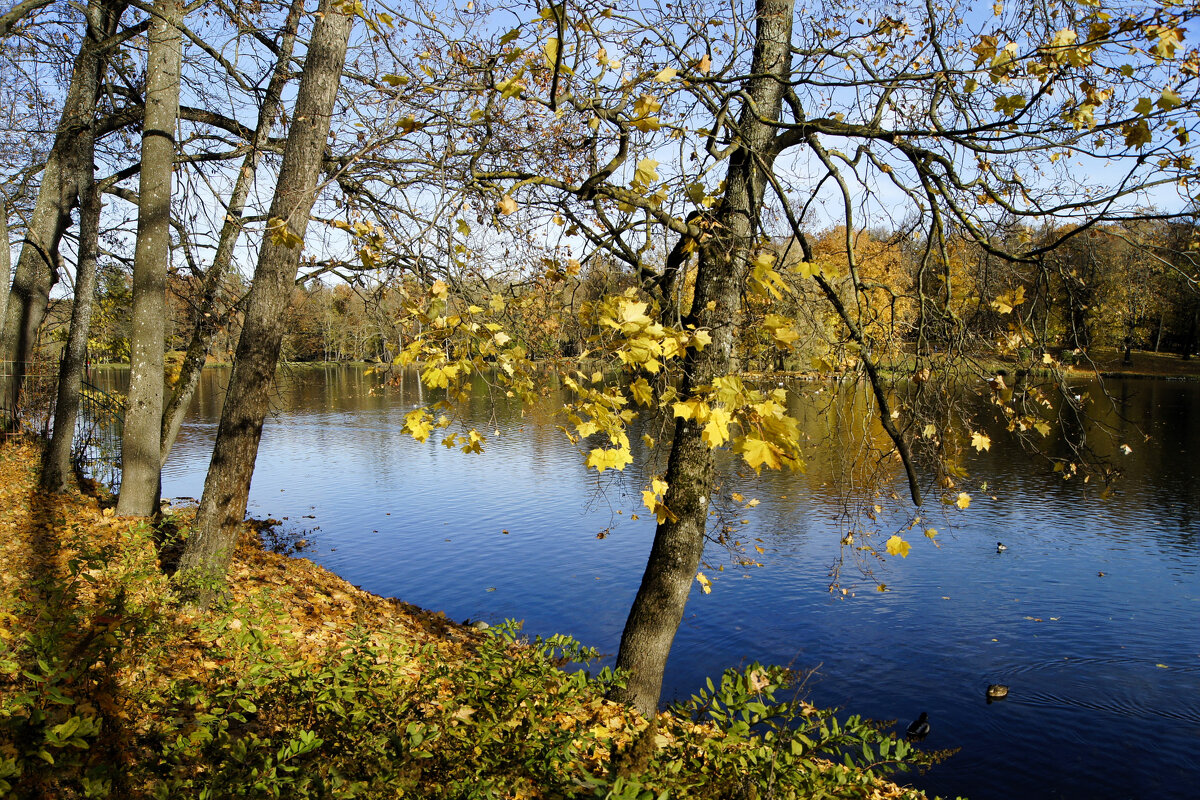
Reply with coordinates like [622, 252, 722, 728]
[117, 0, 183, 515]
[159, 0, 305, 468]
[175, 0, 353, 585]
[0, 206, 11, 340]
[609, 0, 793, 715]
[0, 0, 125, 426]
[42, 177, 101, 492]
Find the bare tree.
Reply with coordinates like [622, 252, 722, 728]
[0, 0, 126, 426]
[41, 176, 102, 491]
[158, 0, 306, 468]
[176, 0, 354, 586]
[117, 0, 183, 514]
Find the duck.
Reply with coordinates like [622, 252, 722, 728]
[996, 542, 1008, 553]
[905, 712, 930, 741]
[986, 684, 1009, 700]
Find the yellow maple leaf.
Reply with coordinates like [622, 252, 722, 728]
[991, 285, 1025, 314]
[885, 535, 911, 558]
[498, 195, 518, 215]
[956, 492, 972, 510]
[971, 431, 992, 452]
[632, 158, 659, 189]
[695, 572, 712, 594]
[738, 437, 780, 473]
[618, 299, 652, 329]
[633, 94, 661, 117]
[404, 408, 434, 442]
[629, 377, 653, 407]
[1050, 28, 1077, 50]
[586, 447, 632, 473]
[672, 398, 707, 421]
[267, 217, 304, 249]
[796, 259, 822, 279]
[702, 407, 732, 448]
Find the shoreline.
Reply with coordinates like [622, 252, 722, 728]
[0, 440, 933, 798]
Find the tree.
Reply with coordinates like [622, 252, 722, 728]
[158, 0, 306, 469]
[382, 0, 1200, 713]
[175, 0, 354, 585]
[605, 0, 794, 712]
[117, 0, 183, 515]
[40, 152, 103, 491]
[0, 201, 11, 335]
[0, 0, 126, 426]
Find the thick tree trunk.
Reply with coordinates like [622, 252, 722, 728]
[176, 0, 352, 584]
[117, 0, 183, 515]
[42, 178, 101, 492]
[159, 0, 305, 468]
[609, 0, 793, 715]
[0, 0, 125, 426]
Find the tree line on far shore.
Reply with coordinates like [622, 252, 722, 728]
[35, 215, 1199, 370]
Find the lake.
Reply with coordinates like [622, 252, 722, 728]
[99, 365, 1200, 800]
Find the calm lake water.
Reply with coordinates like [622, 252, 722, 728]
[99, 365, 1200, 800]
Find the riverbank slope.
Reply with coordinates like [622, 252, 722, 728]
[0, 440, 933, 799]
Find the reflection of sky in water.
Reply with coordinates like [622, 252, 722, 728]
[94, 366, 1200, 800]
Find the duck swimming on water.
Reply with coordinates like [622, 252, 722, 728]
[987, 684, 1009, 700]
[905, 712, 930, 741]
[996, 542, 1008, 552]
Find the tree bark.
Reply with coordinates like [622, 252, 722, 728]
[0, 204, 11, 340]
[159, 0, 305, 469]
[176, 0, 353, 584]
[0, 0, 125, 427]
[609, 0, 793, 715]
[117, 0, 183, 515]
[42, 177, 102, 492]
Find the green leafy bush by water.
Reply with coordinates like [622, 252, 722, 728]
[3, 618, 935, 798]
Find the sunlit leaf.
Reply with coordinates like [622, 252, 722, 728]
[632, 158, 659, 190]
[885, 535, 911, 558]
[267, 217, 304, 249]
[585, 446, 632, 473]
[738, 437, 781, 473]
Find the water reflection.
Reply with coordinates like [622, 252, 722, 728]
[93, 365, 1200, 800]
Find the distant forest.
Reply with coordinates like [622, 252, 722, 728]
[52, 218, 1200, 369]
